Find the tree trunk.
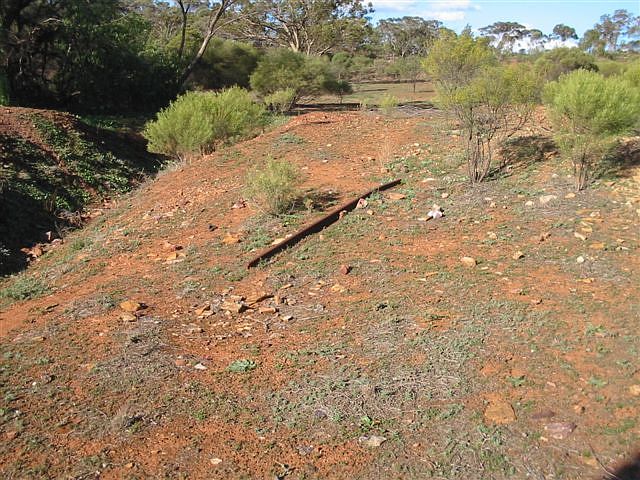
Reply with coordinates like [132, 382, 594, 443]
[179, 0, 237, 88]
[177, 1, 189, 60]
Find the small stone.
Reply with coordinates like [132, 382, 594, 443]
[525, 200, 534, 207]
[210, 458, 223, 465]
[487, 232, 498, 240]
[441, 192, 450, 199]
[576, 256, 585, 264]
[195, 305, 213, 317]
[539, 195, 558, 206]
[120, 312, 137, 322]
[339, 264, 351, 275]
[574, 232, 586, 241]
[629, 385, 640, 396]
[589, 242, 605, 250]
[194, 363, 207, 370]
[512, 251, 524, 260]
[258, 307, 277, 314]
[120, 300, 143, 313]
[564, 193, 576, 199]
[460, 256, 477, 268]
[331, 284, 346, 293]
[544, 422, 576, 439]
[573, 404, 586, 414]
[387, 192, 406, 201]
[530, 410, 555, 420]
[359, 435, 387, 447]
[484, 400, 516, 424]
[222, 301, 246, 314]
[222, 233, 241, 245]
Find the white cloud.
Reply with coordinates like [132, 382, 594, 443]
[371, 0, 478, 22]
[425, 10, 467, 21]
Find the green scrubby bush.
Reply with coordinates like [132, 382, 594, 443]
[426, 33, 537, 183]
[250, 49, 348, 110]
[246, 158, 301, 215]
[534, 48, 598, 82]
[623, 60, 640, 89]
[380, 94, 399, 114]
[544, 69, 640, 190]
[264, 88, 297, 113]
[189, 38, 260, 90]
[596, 59, 627, 78]
[143, 87, 265, 161]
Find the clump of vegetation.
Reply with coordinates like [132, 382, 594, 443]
[227, 359, 257, 373]
[544, 69, 640, 190]
[143, 88, 266, 161]
[264, 88, 297, 113]
[246, 158, 301, 215]
[188, 38, 260, 90]
[250, 49, 349, 111]
[427, 33, 537, 183]
[622, 60, 640, 89]
[324, 78, 353, 103]
[0, 275, 48, 301]
[534, 47, 598, 81]
[379, 93, 399, 114]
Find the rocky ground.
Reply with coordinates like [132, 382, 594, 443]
[1, 107, 639, 479]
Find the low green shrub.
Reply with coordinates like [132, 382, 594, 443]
[623, 60, 640, 89]
[246, 158, 301, 215]
[143, 87, 265, 161]
[380, 94, 399, 114]
[596, 59, 627, 78]
[264, 88, 297, 113]
[250, 49, 349, 110]
[0, 275, 48, 301]
[544, 69, 640, 190]
[534, 48, 598, 82]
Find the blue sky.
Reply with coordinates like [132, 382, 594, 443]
[369, 1, 640, 37]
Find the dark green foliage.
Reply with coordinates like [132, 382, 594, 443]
[3, 0, 178, 113]
[534, 48, 598, 81]
[0, 112, 161, 274]
[0, 72, 9, 106]
[250, 49, 348, 108]
[188, 39, 260, 90]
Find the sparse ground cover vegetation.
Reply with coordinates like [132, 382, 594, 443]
[2, 1, 640, 479]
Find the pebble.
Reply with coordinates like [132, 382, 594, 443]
[359, 435, 387, 447]
[460, 256, 477, 267]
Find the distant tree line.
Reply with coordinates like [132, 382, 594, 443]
[1, 1, 639, 113]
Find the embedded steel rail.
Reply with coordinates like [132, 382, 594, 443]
[246, 179, 402, 268]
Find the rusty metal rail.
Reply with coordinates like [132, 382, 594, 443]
[246, 179, 402, 268]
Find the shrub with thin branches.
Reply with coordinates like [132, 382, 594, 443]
[544, 69, 640, 190]
[246, 159, 301, 215]
[426, 33, 537, 183]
